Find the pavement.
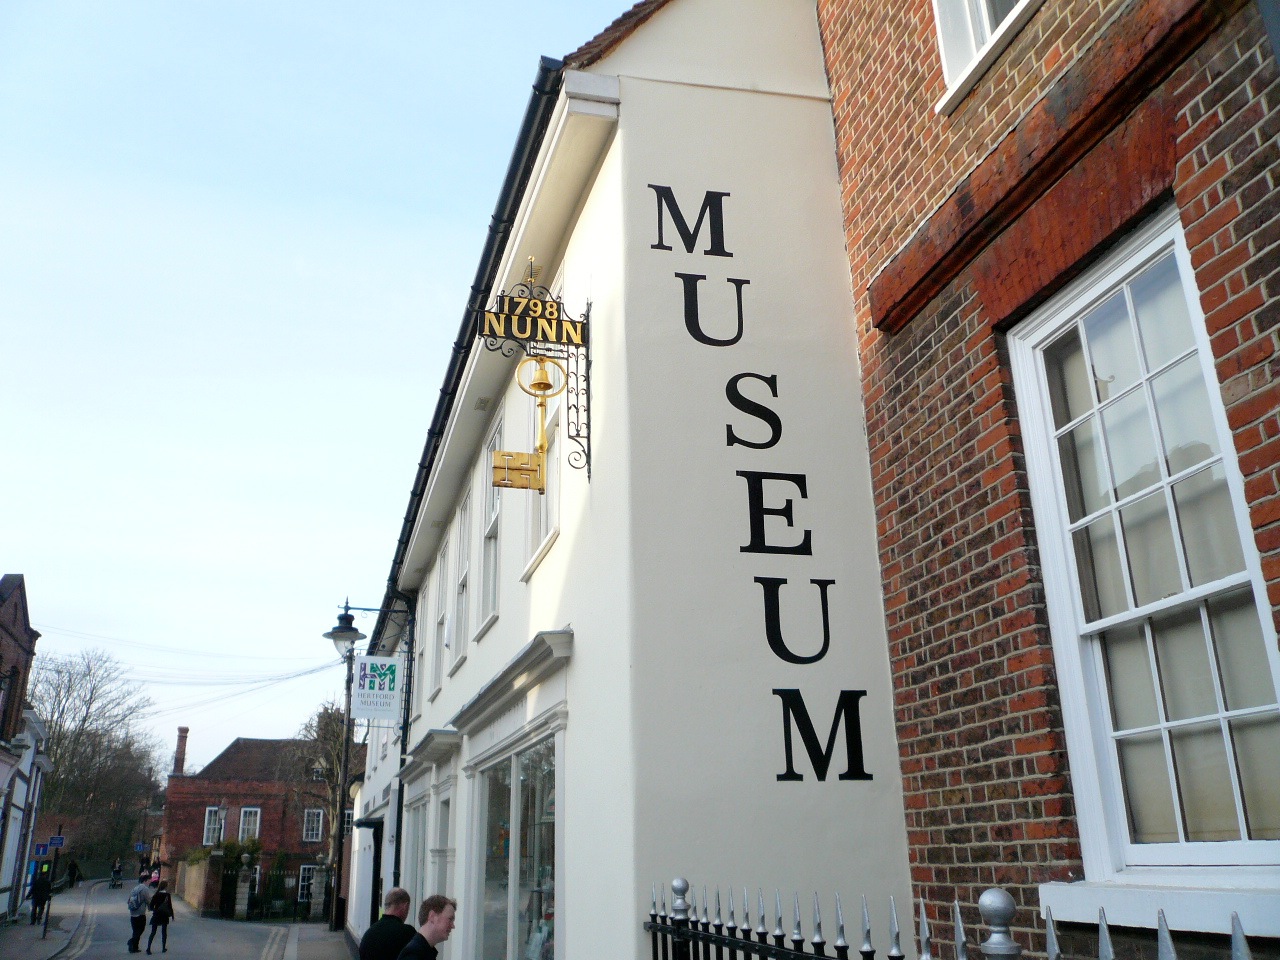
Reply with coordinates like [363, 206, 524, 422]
[0, 880, 357, 960]
[0, 880, 95, 960]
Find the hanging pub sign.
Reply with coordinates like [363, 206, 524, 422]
[351, 655, 401, 721]
[480, 257, 591, 479]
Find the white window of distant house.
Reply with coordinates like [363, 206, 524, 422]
[454, 494, 471, 665]
[311, 764, 324, 782]
[239, 807, 260, 842]
[1011, 207, 1280, 913]
[303, 808, 324, 843]
[477, 737, 556, 960]
[432, 541, 450, 693]
[203, 807, 223, 846]
[931, 0, 1042, 111]
[526, 390, 561, 571]
[481, 422, 502, 629]
[298, 864, 316, 901]
[343, 808, 353, 837]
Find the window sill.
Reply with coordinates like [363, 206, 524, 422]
[1038, 874, 1280, 936]
[447, 654, 467, 678]
[520, 528, 560, 583]
[427, 685, 442, 704]
[935, 0, 1042, 115]
[473, 613, 498, 645]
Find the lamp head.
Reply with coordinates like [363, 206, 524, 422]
[323, 601, 367, 657]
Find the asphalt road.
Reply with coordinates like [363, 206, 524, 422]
[62, 882, 287, 960]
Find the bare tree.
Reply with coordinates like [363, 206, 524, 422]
[290, 700, 354, 864]
[29, 650, 162, 858]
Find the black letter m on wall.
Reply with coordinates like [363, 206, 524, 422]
[774, 688, 872, 782]
[648, 184, 733, 257]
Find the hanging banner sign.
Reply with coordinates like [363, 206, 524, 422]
[351, 656, 401, 721]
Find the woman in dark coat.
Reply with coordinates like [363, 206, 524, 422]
[146, 880, 174, 954]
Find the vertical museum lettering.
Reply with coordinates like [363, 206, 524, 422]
[648, 183, 871, 782]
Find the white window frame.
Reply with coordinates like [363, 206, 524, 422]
[302, 807, 324, 843]
[1010, 205, 1280, 933]
[238, 806, 260, 842]
[931, 0, 1042, 114]
[298, 864, 317, 901]
[413, 590, 430, 719]
[523, 401, 561, 579]
[431, 541, 449, 696]
[453, 493, 471, 668]
[343, 808, 353, 837]
[479, 419, 503, 636]
[203, 807, 223, 846]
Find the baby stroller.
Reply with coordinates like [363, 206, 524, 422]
[109, 865, 123, 889]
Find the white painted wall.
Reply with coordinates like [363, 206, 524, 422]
[393, 4, 914, 960]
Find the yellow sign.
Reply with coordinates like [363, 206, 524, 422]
[482, 295, 586, 346]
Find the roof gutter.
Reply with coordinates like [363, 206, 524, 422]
[368, 56, 565, 654]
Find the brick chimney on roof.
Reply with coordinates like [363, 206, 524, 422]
[173, 726, 189, 776]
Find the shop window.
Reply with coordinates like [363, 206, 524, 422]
[478, 738, 556, 960]
[1010, 206, 1280, 923]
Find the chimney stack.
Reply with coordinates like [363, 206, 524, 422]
[173, 726, 189, 776]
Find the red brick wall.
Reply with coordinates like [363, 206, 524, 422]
[162, 775, 329, 868]
[817, 0, 1279, 935]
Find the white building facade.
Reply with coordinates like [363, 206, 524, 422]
[349, 2, 914, 958]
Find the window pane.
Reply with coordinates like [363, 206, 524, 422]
[1074, 516, 1127, 621]
[1231, 714, 1280, 839]
[1120, 491, 1180, 607]
[1083, 291, 1140, 401]
[1171, 722, 1240, 841]
[1172, 464, 1245, 586]
[1117, 732, 1178, 843]
[1208, 591, 1277, 711]
[1045, 329, 1092, 429]
[1058, 417, 1109, 521]
[517, 741, 555, 960]
[1132, 254, 1195, 372]
[1151, 356, 1218, 475]
[1102, 623, 1159, 730]
[1102, 389, 1160, 499]
[986, 0, 1018, 28]
[1152, 608, 1216, 722]
[480, 763, 512, 960]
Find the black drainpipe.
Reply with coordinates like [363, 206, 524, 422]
[369, 53, 565, 895]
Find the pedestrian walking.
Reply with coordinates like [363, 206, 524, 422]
[29, 864, 52, 924]
[67, 858, 81, 888]
[360, 888, 415, 960]
[146, 880, 174, 954]
[126, 873, 154, 953]
[395, 895, 456, 960]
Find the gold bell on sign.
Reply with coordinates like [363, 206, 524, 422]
[529, 360, 554, 395]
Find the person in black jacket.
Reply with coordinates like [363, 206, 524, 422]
[360, 888, 415, 960]
[395, 895, 456, 960]
[29, 864, 52, 924]
[146, 880, 174, 954]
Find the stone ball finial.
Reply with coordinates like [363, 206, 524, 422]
[977, 889, 1015, 927]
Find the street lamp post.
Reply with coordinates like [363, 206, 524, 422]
[322, 602, 365, 933]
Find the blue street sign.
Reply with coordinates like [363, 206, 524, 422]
[48, 836, 65, 848]
[34, 844, 48, 857]
[134, 843, 145, 852]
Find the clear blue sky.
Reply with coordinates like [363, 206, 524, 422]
[0, 1, 620, 771]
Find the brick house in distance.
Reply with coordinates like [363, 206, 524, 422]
[816, 0, 1279, 946]
[162, 727, 364, 912]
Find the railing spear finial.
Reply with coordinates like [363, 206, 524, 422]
[954, 901, 970, 960]
[1231, 912, 1253, 960]
[919, 899, 932, 960]
[1156, 910, 1177, 960]
[858, 894, 873, 960]
[1097, 908, 1114, 960]
[813, 892, 827, 955]
[887, 897, 905, 960]
[793, 892, 805, 948]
